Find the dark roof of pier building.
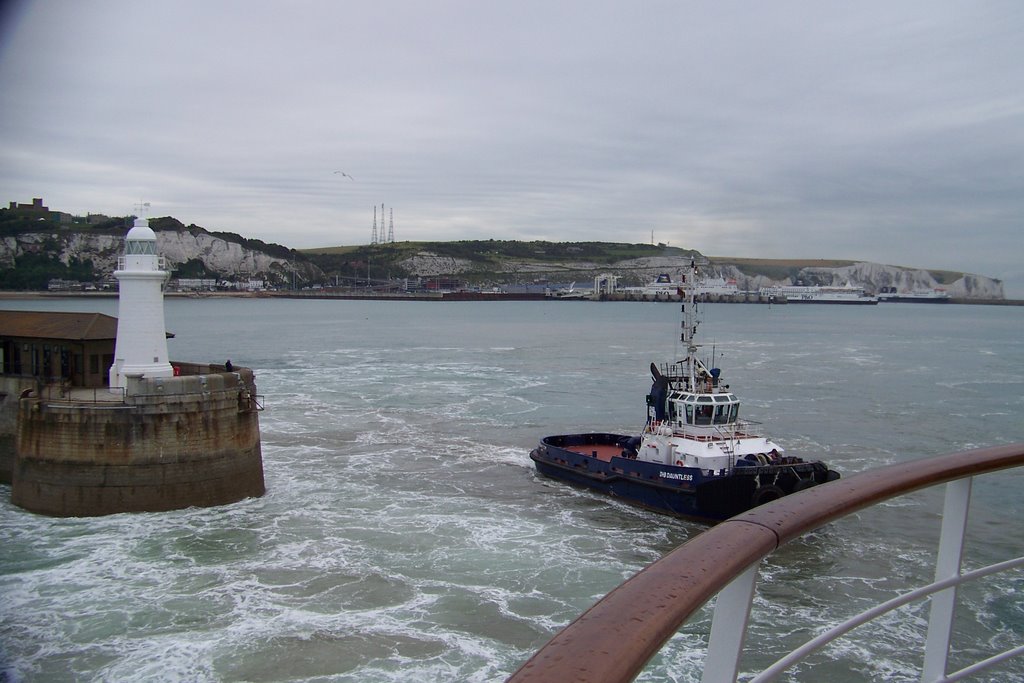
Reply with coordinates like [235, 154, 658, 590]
[0, 311, 175, 341]
[0, 311, 119, 341]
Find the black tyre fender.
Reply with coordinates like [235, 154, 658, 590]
[750, 484, 786, 507]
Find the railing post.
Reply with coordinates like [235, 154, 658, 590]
[921, 477, 972, 682]
[702, 561, 760, 683]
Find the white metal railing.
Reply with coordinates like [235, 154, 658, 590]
[641, 419, 764, 440]
[116, 255, 167, 270]
[703, 477, 1023, 683]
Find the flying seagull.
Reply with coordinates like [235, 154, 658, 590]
[333, 170, 355, 181]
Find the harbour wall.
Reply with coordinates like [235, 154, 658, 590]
[0, 376, 36, 484]
[10, 365, 265, 516]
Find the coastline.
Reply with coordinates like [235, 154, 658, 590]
[1, 290, 1021, 306]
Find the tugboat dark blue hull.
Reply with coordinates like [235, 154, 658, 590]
[531, 433, 838, 523]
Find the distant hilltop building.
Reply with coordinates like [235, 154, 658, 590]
[8, 197, 49, 213]
[0, 216, 265, 516]
[6, 196, 77, 224]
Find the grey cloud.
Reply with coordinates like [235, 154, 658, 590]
[1, 0, 1021, 294]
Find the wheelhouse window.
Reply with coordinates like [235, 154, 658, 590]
[675, 392, 743, 426]
[695, 396, 713, 425]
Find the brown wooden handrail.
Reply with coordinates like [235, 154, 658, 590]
[507, 443, 1024, 683]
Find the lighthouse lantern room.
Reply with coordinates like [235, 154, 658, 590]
[108, 217, 174, 390]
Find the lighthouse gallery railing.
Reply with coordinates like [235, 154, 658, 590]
[507, 443, 1024, 683]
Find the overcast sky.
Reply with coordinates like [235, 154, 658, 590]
[2, 1, 1022, 294]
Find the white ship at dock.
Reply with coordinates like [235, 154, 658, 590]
[620, 273, 744, 298]
[759, 283, 878, 304]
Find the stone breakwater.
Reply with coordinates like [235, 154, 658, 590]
[7, 364, 265, 517]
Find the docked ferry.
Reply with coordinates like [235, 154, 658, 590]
[530, 260, 840, 522]
[877, 286, 951, 303]
[759, 283, 878, 304]
[621, 273, 742, 299]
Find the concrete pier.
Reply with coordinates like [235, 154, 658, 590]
[10, 364, 265, 516]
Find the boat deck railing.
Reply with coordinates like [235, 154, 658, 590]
[643, 419, 764, 442]
[507, 443, 1024, 682]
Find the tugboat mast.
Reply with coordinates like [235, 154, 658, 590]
[679, 257, 702, 393]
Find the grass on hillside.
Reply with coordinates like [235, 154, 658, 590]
[302, 240, 694, 264]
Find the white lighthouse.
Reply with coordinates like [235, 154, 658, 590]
[108, 217, 174, 390]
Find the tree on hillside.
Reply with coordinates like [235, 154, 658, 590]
[0, 253, 96, 290]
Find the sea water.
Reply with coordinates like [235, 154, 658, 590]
[1, 298, 1022, 682]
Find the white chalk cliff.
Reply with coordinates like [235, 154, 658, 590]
[1, 224, 323, 285]
[397, 252, 1004, 299]
[1, 227, 1004, 298]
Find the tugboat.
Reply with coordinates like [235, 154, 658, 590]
[530, 259, 840, 522]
